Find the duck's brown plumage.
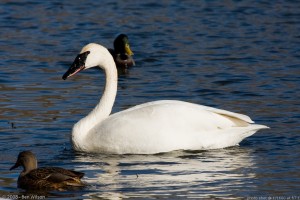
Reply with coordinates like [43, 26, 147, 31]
[10, 151, 84, 190]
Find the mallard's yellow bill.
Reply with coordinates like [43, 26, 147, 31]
[125, 44, 134, 56]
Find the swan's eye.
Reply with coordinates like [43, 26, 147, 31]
[75, 51, 90, 64]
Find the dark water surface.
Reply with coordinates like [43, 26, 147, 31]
[1, 0, 299, 199]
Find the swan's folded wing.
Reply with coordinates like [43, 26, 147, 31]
[114, 100, 254, 123]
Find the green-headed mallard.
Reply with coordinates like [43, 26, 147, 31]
[108, 34, 135, 69]
[10, 151, 85, 190]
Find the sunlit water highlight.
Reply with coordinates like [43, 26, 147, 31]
[0, 0, 299, 199]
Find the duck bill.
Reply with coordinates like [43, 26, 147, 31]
[125, 44, 134, 56]
[62, 51, 90, 80]
[10, 162, 20, 170]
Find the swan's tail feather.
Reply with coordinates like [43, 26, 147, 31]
[241, 124, 269, 138]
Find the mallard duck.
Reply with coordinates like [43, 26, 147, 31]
[108, 34, 135, 69]
[10, 151, 85, 190]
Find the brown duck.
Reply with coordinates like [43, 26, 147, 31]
[10, 151, 85, 190]
[108, 34, 135, 70]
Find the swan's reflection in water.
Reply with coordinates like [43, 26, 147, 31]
[72, 147, 256, 199]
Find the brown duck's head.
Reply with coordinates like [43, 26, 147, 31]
[10, 151, 38, 173]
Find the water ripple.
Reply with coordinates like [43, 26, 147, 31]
[0, 0, 299, 199]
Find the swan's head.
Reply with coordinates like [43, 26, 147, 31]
[62, 43, 113, 80]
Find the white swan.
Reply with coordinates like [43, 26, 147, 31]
[62, 43, 269, 154]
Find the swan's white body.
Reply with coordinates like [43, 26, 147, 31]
[65, 43, 268, 154]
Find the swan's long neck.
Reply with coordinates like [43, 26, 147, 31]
[72, 52, 118, 150]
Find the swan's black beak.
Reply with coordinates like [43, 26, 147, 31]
[62, 51, 90, 80]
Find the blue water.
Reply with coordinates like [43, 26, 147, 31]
[1, 0, 299, 199]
